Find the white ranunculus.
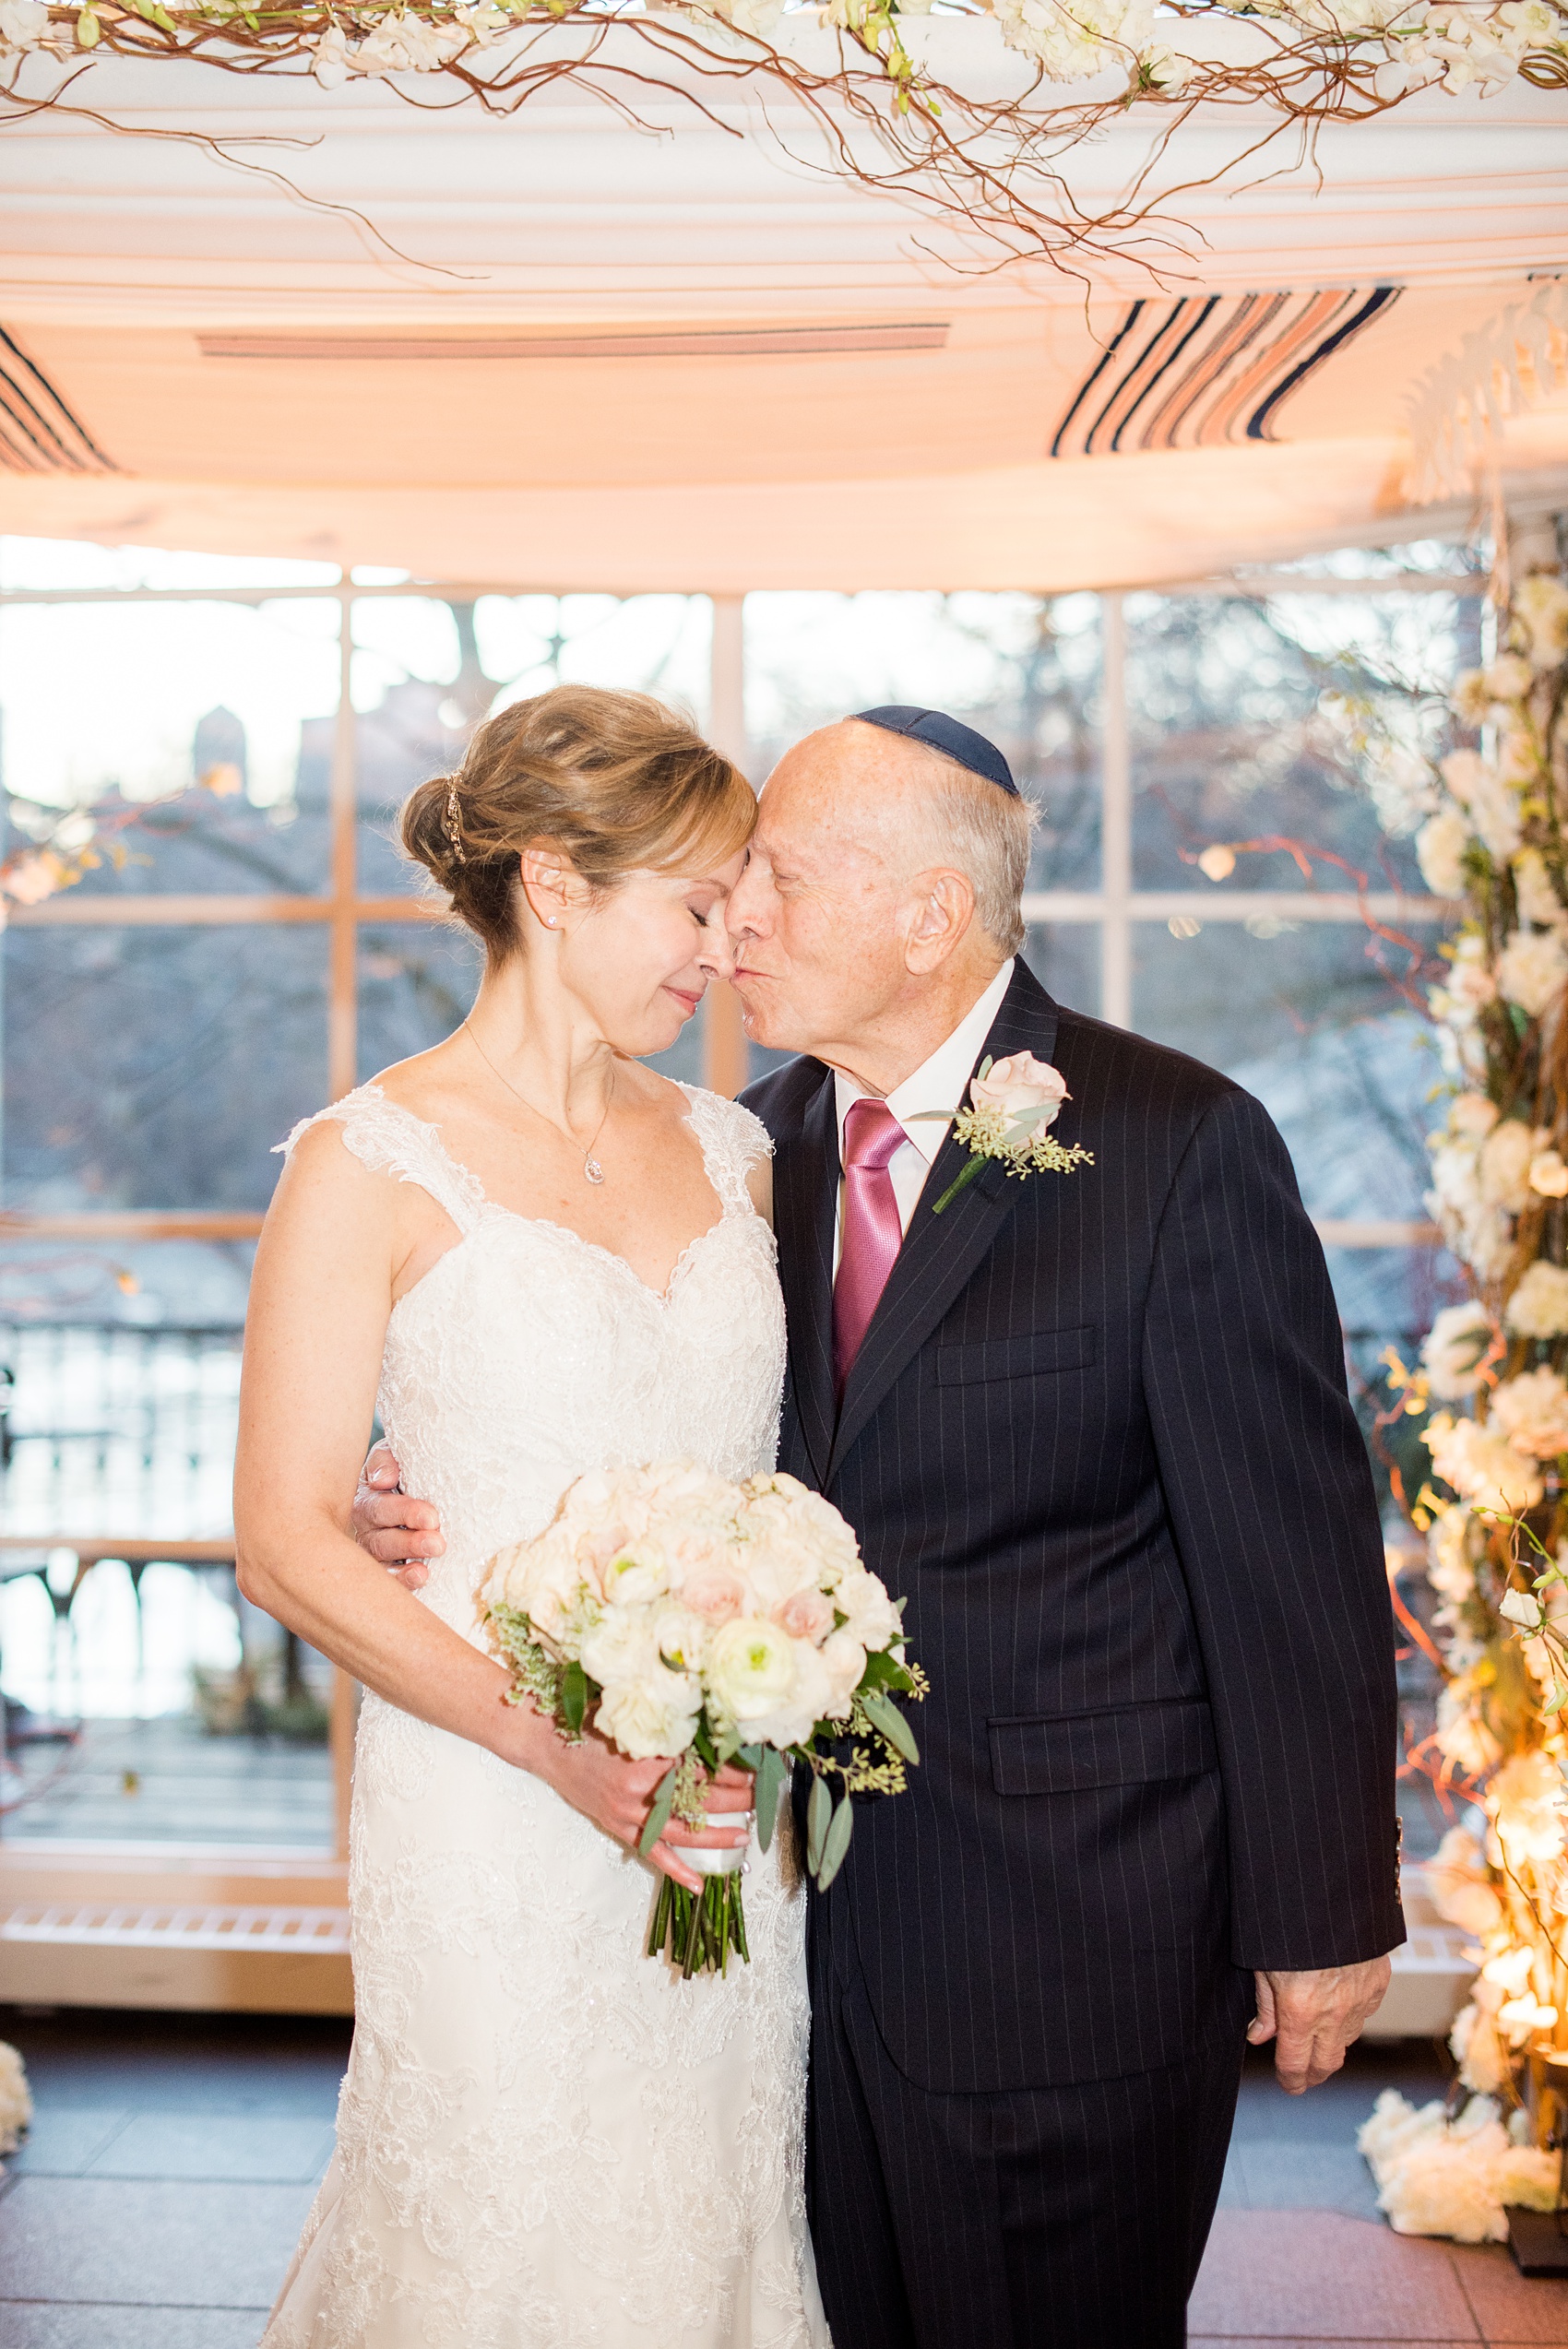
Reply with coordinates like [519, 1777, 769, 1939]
[1424, 1412, 1543, 1513]
[1515, 573, 1568, 670]
[1512, 848, 1563, 931]
[1420, 1299, 1496, 1399]
[595, 1668, 702, 1762]
[1505, 1259, 1568, 1338]
[601, 1540, 673, 1608]
[969, 1050, 1070, 1129]
[651, 1604, 710, 1676]
[1416, 809, 1469, 899]
[1529, 1148, 1568, 1199]
[1498, 928, 1568, 1018]
[742, 1638, 837, 1750]
[1490, 1365, 1568, 1458]
[1478, 1119, 1538, 1212]
[706, 1617, 800, 1725]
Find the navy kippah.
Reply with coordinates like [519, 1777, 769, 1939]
[851, 705, 1018, 798]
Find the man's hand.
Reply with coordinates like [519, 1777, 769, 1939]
[351, 1441, 445, 1593]
[1248, 1956, 1393, 2094]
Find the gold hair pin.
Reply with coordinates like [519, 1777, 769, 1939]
[444, 782, 465, 866]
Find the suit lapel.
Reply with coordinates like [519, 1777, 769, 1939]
[826, 965, 1062, 1486]
[773, 1062, 838, 1488]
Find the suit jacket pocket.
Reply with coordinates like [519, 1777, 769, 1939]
[988, 1699, 1218, 1796]
[935, 1325, 1095, 1384]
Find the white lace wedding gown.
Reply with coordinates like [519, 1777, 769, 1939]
[262, 1081, 827, 2349]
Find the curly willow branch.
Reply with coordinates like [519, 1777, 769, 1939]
[1, 1, 1563, 275]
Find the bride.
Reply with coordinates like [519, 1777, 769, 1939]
[233, 684, 828, 2349]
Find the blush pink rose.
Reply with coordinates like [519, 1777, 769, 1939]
[682, 1565, 747, 1623]
[777, 1588, 835, 1644]
[969, 1050, 1069, 1127]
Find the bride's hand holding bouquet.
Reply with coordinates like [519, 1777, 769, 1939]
[483, 1461, 925, 1976]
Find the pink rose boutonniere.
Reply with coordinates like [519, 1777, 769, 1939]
[925, 1050, 1094, 1215]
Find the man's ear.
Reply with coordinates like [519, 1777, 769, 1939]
[901, 868, 976, 974]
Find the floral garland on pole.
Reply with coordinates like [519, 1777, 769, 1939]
[1345, 564, 1568, 2242]
[0, 0, 1563, 270]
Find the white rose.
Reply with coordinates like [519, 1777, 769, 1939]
[1530, 1149, 1568, 1198]
[817, 1628, 867, 1718]
[595, 1670, 702, 1762]
[578, 1608, 659, 1690]
[1420, 1299, 1496, 1400]
[706, 1617, 799, 1725]
[969, 1050, 1069, 1129]
[831, 1564, 903, 1653]
[1498, 928, 1568, 1019]
[1479, 1119, 1538, 1212]
[1416, 809, 1469, 899]
[1486, 652, 1535, 706]
[1423, 1413, 1543, 1513]
[1491, 1365, 1568, 1458]
[1512, 848, 1563, 931]
[1506, 1259, 1568, 1338]
[1449, 1092, 1500, 1141]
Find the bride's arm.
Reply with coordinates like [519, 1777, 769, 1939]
[233, 1124, 736, 1890]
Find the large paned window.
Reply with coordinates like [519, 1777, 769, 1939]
[0, 544, 1478, 1858]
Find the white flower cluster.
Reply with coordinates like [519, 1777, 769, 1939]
[1358, 2087, 1559, 2241]
[308, 0, 506, 84]
[1253, 0, 1566, 95]
[1420, 1094, 1559, 1283]
[485, 1460, 900, 1760]
[1427, 1755, 1568, 2095]
[981, 0, 1192, 88]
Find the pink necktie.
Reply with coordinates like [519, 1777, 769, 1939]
[833, 1097, 907, 1396]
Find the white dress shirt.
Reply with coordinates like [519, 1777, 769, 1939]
[832, 959, 1015, 1275]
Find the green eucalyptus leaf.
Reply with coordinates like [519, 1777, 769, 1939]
[754, 1744, 787, 1853]
[637, 1762, 678, 1858]
[561, 1658, 588, 1737]
[806, 1773, 831, 1877]
[816, 1792, 855, 1891]
[861, 1687, 920, 1764]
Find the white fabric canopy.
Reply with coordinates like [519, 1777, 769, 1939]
[1, 36, 1565, 585]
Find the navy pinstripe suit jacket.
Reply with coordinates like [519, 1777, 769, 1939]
[742, 960, 1404, 2097]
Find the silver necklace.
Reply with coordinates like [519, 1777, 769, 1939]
[461, 1020, 613, 1184]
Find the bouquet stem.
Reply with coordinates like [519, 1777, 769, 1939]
[646, 1868, 748, 1979]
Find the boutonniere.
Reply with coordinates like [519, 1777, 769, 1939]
[917, 1051, 1094, 1216]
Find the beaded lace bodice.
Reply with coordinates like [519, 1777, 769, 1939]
[260, 1080, 823, 2349]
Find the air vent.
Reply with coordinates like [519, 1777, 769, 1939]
[197, 323, 950, 362]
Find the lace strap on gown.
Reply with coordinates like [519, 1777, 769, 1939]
[277, 1084, 487, 1237]
[681, 1085, 774, 1215]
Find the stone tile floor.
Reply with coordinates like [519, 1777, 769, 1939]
[0, 2011, 1565, 2344]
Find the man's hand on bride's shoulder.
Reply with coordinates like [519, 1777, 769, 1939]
[351, 1441, 445, 1590]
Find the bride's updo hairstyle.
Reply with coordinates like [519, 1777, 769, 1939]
[402, 683, 754, 960]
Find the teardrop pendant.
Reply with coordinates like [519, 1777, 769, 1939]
[584, 1157, 605, 1185]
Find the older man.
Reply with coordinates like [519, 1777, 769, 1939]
[357, 706, 1402, 2349]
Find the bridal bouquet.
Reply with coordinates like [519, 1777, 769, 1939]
[482, 1461, 924, 1977]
